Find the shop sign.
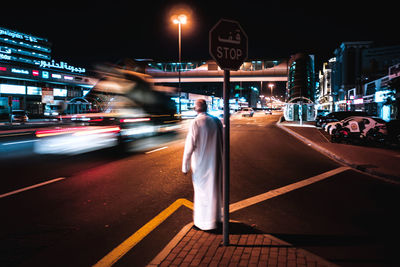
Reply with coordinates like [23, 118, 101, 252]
[375, 90, 395, 103]
[11, 68, 29, 75]
[363, 95, 374, 104]
[354, 98, 363, 105]
[0, 84, 25, 94]
[27, 86, 42, 95]
[37, 60, 85, 73]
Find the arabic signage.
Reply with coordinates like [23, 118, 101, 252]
[209, 19, 248, 70]
[36, 60, 86, 73]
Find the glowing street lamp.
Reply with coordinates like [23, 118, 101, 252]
[268, 83, 275, 108]
[172, 14, 187, 114]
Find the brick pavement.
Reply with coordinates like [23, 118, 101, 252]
[153, 224, 336, 267]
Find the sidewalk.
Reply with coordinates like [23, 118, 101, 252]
[276, 120, 400, 182]
[148, 222, 337, 267]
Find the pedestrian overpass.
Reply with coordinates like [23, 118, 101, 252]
[146, 60, 288, 84]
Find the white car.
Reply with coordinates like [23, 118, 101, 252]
[325, 116, 359, 135]
[10, 110, 29, 123]
[241, 108, 254, 117]
[330, 116, 387, 140]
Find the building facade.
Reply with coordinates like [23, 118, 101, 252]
[0, 27, 95, 118]
[316, 42, 400, 121]
[284, 53, 316, 121]
[316, 58, 335, 112]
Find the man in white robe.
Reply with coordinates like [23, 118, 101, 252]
[182, 99, 223, 231]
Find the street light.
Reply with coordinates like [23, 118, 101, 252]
[268, 83, 275, 108]
[173, 14, 187, 114]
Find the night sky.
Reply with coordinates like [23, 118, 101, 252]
[1, 0, 398, 70]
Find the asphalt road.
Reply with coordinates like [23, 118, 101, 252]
[1, 112, 399, 267]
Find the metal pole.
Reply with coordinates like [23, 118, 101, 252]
[223, 70, 230, 246]
[178, 22, 182, 114]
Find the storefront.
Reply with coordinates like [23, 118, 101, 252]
[0, 27, 95, 118]
[0, 63, 95, 118]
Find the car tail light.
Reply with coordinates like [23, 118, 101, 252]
[120, 118, 151, 123]
[73, 126, 120, 136]
[89, 118, 104, 122]
[36, 127, 84, 137]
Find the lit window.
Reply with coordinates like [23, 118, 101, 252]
[54, 88, 67, 97]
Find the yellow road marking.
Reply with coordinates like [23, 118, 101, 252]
[94, 167, 349, 266]
[93, 198, 193, 267]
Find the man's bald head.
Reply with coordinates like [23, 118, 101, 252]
[194, 99, 207, 113]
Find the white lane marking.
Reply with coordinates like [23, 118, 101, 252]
[0, 177, 65, 199]
[145, 146, 168, 154]
[2, 140, 38, 146]
[230, 166, 351, 213]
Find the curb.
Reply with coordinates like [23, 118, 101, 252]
[276, 120, 400, 184]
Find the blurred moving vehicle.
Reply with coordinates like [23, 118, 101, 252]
[329, 116, 387, 143]
[35, 65, 181, 154]
[315, 111, 368, 127]
[181, 108, 197, 119]
[9, 110, 29, 123]
[241, 107, 254, 117]
[44, 100, 67, 117]
[264, 108, 272, 115]
[209, 109, 223, 118]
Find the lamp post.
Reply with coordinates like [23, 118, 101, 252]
[268, 83, 275, 109]
[173, 14, 187, 114]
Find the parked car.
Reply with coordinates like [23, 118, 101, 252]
[9, 110, 29, 123]
[324, 116, 359, 135]
[265, 108, 272, 115]
[330, 116, 387, 143]
[315, 111, 369, 127]
[241, 108, 254, 117]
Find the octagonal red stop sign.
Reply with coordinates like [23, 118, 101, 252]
[209, 19, 248, 71]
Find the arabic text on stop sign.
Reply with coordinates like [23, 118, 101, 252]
[216, 46, 243, 60]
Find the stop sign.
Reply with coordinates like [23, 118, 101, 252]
[209, 19, 248, 71]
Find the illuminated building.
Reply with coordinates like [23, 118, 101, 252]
[316, 58, 335, 112]
[284, 53, 316, 121]
[331, 41, 400, 112]
[0, 27, 94, 118]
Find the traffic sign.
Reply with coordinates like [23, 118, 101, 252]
[209, 19, 248, 71]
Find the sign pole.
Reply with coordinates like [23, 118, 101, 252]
[209, 18, 247, 247]
[223, 69, 230, 246]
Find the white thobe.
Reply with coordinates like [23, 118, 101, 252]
[182, 112, 223, 230]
